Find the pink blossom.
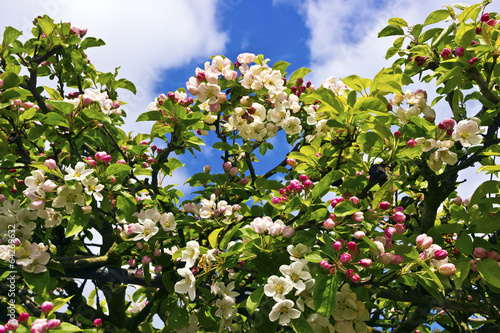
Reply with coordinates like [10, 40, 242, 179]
[392, 254, 404, 265]
[340, 252, 352, 264]
[354, 230, 365, 239]
[379, 201, 391, 210]
[4, 319, 18, 331]
[142, 256, 152, 265]
[434, 249, 448, 260]
[440, 48, 452, 59]
[360, 258, 372, 268]
[455, 47, 465, 57]
[333, 241, 343, 251]
[44, 159, 57, 170]
[347, 241, 357, 251]
[385, 227, 396, 239]
[41, 301, 54, 314]
[438, 263, 456, 276]
[416, 234, 433, 250]
[47, 319, 61, 329]
[31, 319, 48, 333]
[19, 313, 29, 322]
[349, 196, 360, 205]
[94, 318, 102, 327]
[393, 211, 406, 223]
[473, 247, 488, 259]
[223, 162, 232, 172]
[282, 226, 295, 238]
[395, 224, 406, 234]
[353, 211, 364, 223]
[286, 158, 297, 167]
[379, 252, 394, 265]
[323, 218, 335, 229]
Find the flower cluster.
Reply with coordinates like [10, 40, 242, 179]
[124, 207, 176, 242]
[14, 240, 51, 273]
[392, 89, 435, 124]
[184, 193, 242, 223]
[332, 283, 369, 332]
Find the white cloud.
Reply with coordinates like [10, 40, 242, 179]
[1, 0, 228, 134]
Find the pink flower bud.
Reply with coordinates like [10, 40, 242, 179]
[286, 158, 297, 167]
[41, 301, 54, 314]
[299, 174, 309, 183]
[303, 179, 313, 188]
[154, 265, 162, 274]
[440, 48, 452, 59]
[487, 251, 500, 261]
[239, 177, 249, 185]
[393, 211, 406, 223]
[229, 167, 239, 176]
[333, 241, 343, 251]
[140, 140, 149, 145]
[351, 273, 360, 283]
[347, 241, 357, 251]
[473, 247, 488, 259]
[47, 319, 61, 329]
[271, 197, 281, 205]
[455, 47, 465, 57]
[353, 211, 364, 223]
[434, 249, 448, 260]
[385, 227, 396, 239]
[94, 318, 102, 327]
[128, 259, 136, 267]
[323, 218, 335, 229]
[349, 196, 360, 205]
[416, 233, 433, 250]
[438, 263, 456, 276]
[354, 230, 365, 239]
[407, 139, 417, 148]
[44, 158, 57, 170]
[282, 226, 295, 238]
[136, 242, 143, 250]
[468, 57, 478, 65]
[340, 252, 352, 264]
[117, 159, 126, 164]
[394, 131, 402, 138]
[82, 205, 92, 214]
[392, 254, 404, 265]
[360, 258, 372, 268]
[379, 252, 394, 265]
[481, 13, 490, 22]
[142, 256, 152, 265]
[394, 224, 406, 235]
[319, 260, 329, 268]
[18, 313, 29, 322]
[223, 162, 232, 172]
[379, 201, 391, 210]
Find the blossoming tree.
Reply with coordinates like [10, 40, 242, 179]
[1, 2, 500, 332]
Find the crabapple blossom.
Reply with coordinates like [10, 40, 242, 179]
[268, 299, 301, 325]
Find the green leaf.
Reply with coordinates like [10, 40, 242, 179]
[114, 241, 134, 255]
[0, 72, 21, 89]
[417, 259, 444, 290]
[313, 274, 339, 317]
[19, 107, 37, 122]
[273, 60, 290, 75]
[372, 177, 394, 209]
[311, 170, 341, 198]
[117, 192, 137, 217]
[80, 37, 105, 49]
[388, 17, 408, 27]
[106, 163, 132, 176]
[415, 275, 443, 301]
[46, 100, 75, 115]
[304, 251, 323, 263]
[65, 205, 89, 238]
[2, 26, 22, 46]
[477, 258, 500, 288]
[291, 316, 314, 333]
[116, 78, 137, 94]
[50, 296, 74, 315]
[136, 111, 164, 122]
[289, 67, 312, 83]
[424, 9, 450, 25]
[454, 259, 470, 290]
[458, 4, 481, 23]
[354, 96, 387, 112]
[43, 112, 69, 127]
[37, 16, 55, 35]
[341, 75, 371, 92]
[378, 24, 405, 37]
[220, 222, 243, 250]
[454, 233, 473, 255]
[246, 286, 264, 315]
[455, 23, 476, 48]
[208, 227, 223, 249]
[334, 200, 359, 217]
[44, 86, 63, 100]
[470, 180, 499, 207]
[23, 270, 49, 294]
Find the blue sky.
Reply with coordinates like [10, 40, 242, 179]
[2, 0, 499, 198]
